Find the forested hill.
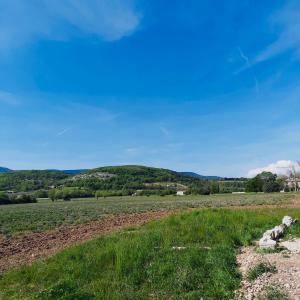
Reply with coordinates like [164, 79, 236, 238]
[69, 165, 195, 187]
[0, 170, 70, 192]
[0, 166, 196, 192]
[65, 165, 210, 196]
[88, 165, 184, 180]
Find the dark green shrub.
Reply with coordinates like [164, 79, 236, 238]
[37, 279, 94, 299]
[34, 190, 48, 198]
[0, 192, 37, 205]
[49, 188, 94, 200]
[62, 194, 71, 201]
[0, 192, 10, 205]
[10, 194, 37, 204]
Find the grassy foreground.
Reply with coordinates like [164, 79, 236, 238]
[1, 208, 300, 299]
[0, 193, 292, 236]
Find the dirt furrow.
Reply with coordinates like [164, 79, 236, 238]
[0, 210, 172, 273]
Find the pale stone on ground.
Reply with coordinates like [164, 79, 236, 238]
[258, 216, 295, 250]
[283, 216, 294, 227]
[258, 237, 276, 249]
[281, 238, 300, 254]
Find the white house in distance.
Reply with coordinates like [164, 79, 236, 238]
[286, 178, 300, 192]
[176, 191, 185, 196]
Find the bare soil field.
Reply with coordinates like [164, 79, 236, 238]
[0, 210, 172, 273]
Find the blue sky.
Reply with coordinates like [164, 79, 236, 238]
[1, 0, 300, 177]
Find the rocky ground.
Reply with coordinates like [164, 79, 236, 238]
[236, 239, 300, 299]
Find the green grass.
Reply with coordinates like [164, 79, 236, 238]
[283, 221, 300, 240]
[1, 208, 300, 299]
[247, 262, 277, 281]
[0, 193, 292, 236]
[258, 285, 289, 300]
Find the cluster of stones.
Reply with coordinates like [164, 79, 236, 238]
[259, 216, 296, 250]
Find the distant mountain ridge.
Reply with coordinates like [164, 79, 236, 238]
[0, 167, 86, 175]
[47, 169, 88, 175]
[180, 172, 222, 181]
[0, 167, 11, 173]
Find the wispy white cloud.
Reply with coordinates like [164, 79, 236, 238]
[248, 160, 300, 177]
[253, 1, 300, 64]
[0, 0, 142, 51]
[124, 147, 140, 156]
[159, 126, 171, 138]
[46, 0, 142, 41]
[0, 90, 20, 105]
[55, 127, 71, 137]
[67, 102, 121, 123]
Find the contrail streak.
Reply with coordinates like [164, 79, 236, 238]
[237, 47, 259, 94]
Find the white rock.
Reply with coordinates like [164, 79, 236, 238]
[281, 238, 300, 253]
[262, 224, 285, 241]
[282, 216, 293, 227]
[263, 230, 273, 239]
[259, 237, 277, 249]
[171, 246, 186, 250]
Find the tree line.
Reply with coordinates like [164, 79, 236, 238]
[245, 172, 285, 193]
[0, 192, 37, 205]
[0, 170, 69, 192]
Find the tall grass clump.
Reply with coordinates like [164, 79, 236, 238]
[247, 262, 277, 281]
[258, 285, 289, 300]
[0, 208, 300, 299]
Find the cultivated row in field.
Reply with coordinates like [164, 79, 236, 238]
[0, 193, 292, 236]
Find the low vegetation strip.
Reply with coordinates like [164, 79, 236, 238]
[0, 193, 292, 237]
[1, 208, 300, 299]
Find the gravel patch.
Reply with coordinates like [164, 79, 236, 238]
[236, 244, 300, 299]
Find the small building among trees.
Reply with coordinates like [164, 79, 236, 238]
[176, 191, 185, 196]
